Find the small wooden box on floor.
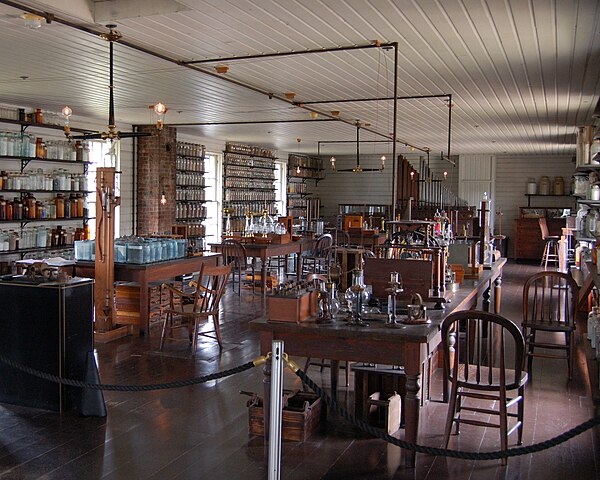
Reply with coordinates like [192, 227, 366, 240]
[268, 290, 317, 323]
[247, 391, 323, 441]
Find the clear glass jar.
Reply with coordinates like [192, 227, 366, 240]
[587, 209, 598, 234]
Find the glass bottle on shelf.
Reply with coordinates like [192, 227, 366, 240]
[587, 208, 598, 235]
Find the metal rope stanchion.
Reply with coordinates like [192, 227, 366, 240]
[268, 340, 284, 480]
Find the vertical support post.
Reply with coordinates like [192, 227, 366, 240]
[268, 340, 284, 480]
[94, 167, 116, 333]
[391, 42, 399, 221]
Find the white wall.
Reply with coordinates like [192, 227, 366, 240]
[494, 154, 576, 257]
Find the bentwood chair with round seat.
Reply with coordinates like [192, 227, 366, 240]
[301, 233, 333, 277]
[538, 217, 560, 268]
[160, 263, 233, 355]
[522, 271, 578, 380]
[441, 310, 528, 463]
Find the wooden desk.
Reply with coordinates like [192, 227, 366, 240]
[74, 253, 220, 334]
[348, 232, 386, 250]
[211, 239, 314, 295]
[250, 258, 506, 467]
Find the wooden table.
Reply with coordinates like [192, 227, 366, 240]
[250, 257, 506, 467]
[75, 253, 220, 334]
[211, 238, 314, 295]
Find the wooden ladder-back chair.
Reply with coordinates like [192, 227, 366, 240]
[441, 310, 528, 462]
[221, 239, 254, 294]
[160, 263, 233, 354]
[522, 271, 578, 379]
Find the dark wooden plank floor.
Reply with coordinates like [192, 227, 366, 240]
[0, 261, 599, 479]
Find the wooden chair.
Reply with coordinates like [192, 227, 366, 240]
[301, 233, 333, 277]
[538, 217, 560, 268]
[160, 263, 233, 354]
[221, 239, 254, 294]
[522, 271, 578, 379]
[441, 310, 528, 461]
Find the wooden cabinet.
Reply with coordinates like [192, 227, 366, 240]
[514, 217, 564, 261]
[0, 278, 94, 412]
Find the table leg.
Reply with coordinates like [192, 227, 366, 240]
[295, 250, 302, 279]
[404, 366, 421, 467]
[330, 360, 339, 401]
[482, 280, 491, 312]
[260, 253, 267, 296]
[494, 275, 502, 314]
[140, 278, 149, 335]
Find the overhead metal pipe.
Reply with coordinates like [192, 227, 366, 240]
[300, 93, 451, 105]
[168, 119, 337, 126]
[183, 42, 396, 64]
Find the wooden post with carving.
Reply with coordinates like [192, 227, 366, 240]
[94, 167, 128, 342]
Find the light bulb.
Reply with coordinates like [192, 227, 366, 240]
[21, 13, 43, 29]
[153, 102, 167, 115]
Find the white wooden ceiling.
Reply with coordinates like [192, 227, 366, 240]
[0, 0, 599, 157]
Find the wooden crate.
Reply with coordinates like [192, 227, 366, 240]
[268, 290, 316, 323]
[247, 391, 323, 442]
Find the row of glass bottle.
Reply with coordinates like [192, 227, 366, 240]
[176, 172, 205, 187]
[0, 194, 86, 220]
[176, 188, 205, 201]
[225, 143, 273, 158]
[224, 177, 274, 189]
[225, 156, 275, 169]
[225, 165, 275, 180]
[0, 132, 89, 161]
[0, 169, 88, 192]
[223, 203, 278, 217]
[176, 141, 205, 158]
[0, 226, 85, 251]
[176, 156, 204, 172]
[75, 236, 189, 264]
[175, 203, 206, 220]
[224, 190, 276, 201]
